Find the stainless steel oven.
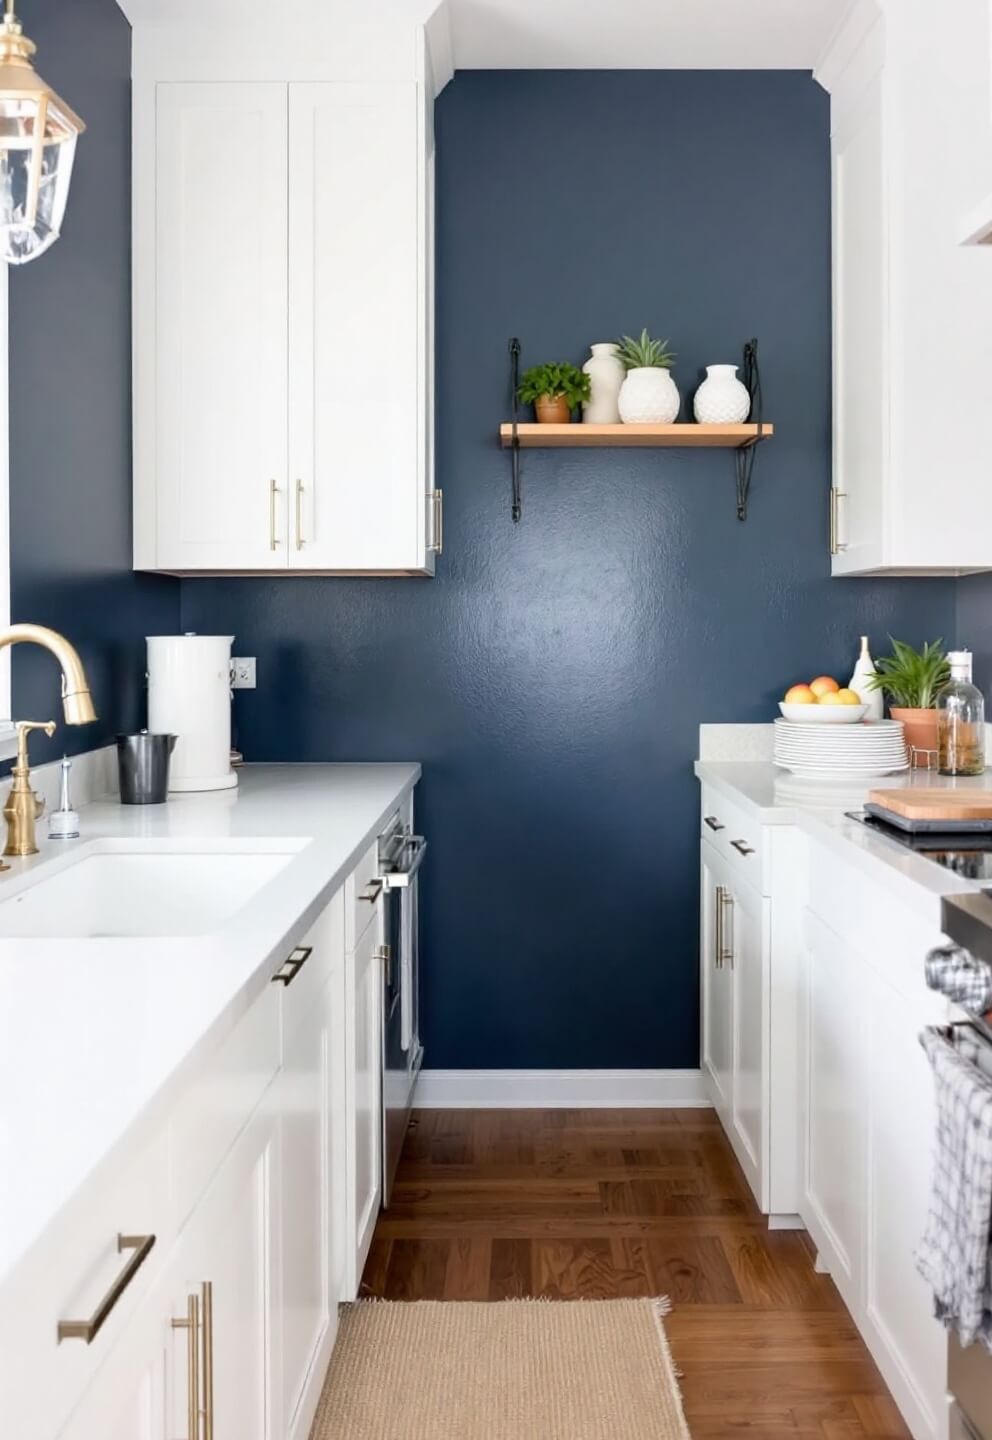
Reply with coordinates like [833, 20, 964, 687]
[376, 819, 426, 1204]
[950, 1329, 992, 1439]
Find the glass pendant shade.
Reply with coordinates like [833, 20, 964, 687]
[0, 2, 84, 265]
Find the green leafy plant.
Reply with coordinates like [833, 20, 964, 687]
[615, 329, 676, 371]
[517, 362, 591, 409]
[867, 638, 950, 709]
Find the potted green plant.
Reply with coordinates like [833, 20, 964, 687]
[616, 329, 679, 423]
[517, 362, 591, 424]
[867, 638, 950, 762]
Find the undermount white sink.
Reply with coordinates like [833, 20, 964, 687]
[0, 840, 304, 938]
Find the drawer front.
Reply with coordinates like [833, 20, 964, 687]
[700, 783, 767, 894]
[0, 1125, 171, 1440]
[171, 983, 279, 1227]
[276, 887, 344, 1048]
[345, 834, 385, 953]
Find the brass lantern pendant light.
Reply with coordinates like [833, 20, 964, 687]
[0, 0, 84, 264]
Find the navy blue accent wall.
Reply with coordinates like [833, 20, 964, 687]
[8, 0, 178, 766]
[182, 71, 956, 1069]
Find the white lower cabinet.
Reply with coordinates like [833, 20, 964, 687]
[699, 832, 772, 1211]
[801, 856, 952, 1440]
[278, 893, 347, 1440]
[49, 843, 390, 1440]
[346, 914, 383, 1296]
[700, 842, 732, 1126]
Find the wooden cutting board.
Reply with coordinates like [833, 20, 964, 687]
[869, 787, 992, 821]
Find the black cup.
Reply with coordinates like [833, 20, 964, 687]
[116, 732, 178, 805]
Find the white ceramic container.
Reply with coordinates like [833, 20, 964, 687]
[581, 343, 625, 424]
[693, 364, 751, 424]
[147, 633, 238, 792]
[779, 702, 869, 724]
[618, 367, 680, 424]
[848, 635, 884, 720]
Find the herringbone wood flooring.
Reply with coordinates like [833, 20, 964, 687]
[361, 1108, 911, 1438]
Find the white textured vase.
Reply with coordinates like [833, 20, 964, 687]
[581, 343, 625, 424]
[617, 367, 680, 424]
[693, 364, 751, 424]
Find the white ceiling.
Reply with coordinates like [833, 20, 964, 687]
[448, 0, 843, 71]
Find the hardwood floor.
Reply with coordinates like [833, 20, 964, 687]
[362, 1108, 911, 1438]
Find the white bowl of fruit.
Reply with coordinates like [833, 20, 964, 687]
[779, 677, 868, 723]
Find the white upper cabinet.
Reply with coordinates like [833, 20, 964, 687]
[820, 0, 992, 575]
[131, 9, 447, 576]
[151, 83, 290, 570]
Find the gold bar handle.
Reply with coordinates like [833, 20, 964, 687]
[202, 1280, 214, 1440]
[719, 889, 735, 968]
[270, 944, 313, 987]
[171, 1291, 199, 1440]
[830, 487, 847, 555]
[295, 479, 305, 551]
[57, 1233, 156, 1343]
[714, 884, 724, 970]
[428, 490, 443, 555]
[270, 479, 280, 551]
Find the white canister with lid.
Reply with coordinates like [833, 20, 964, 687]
[147, 633, 237, 792]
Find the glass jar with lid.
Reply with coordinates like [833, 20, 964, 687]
[937, 650, 986, 776]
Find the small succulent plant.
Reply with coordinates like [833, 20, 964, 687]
[615, 329, 676, 371]
[517, 362, 591, 410]
[867, 638, 950, 710]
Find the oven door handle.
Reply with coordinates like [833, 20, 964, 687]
[379, 835, 427, 890]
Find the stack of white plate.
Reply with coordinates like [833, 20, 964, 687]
[773, 718, 908, 778]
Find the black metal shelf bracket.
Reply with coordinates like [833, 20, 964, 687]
[734, 336, 765, 523]
[509, 336, 522, 521]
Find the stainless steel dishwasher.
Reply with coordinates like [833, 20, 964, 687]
[376, 818, 427, 1204]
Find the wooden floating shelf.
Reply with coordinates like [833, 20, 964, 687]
[499, 422, 774, 450]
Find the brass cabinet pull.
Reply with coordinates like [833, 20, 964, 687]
[202, 1280, 214, 1440]
[704, 815, 725, 832]
[730, 839, 755, 857]
[830, 487, 847, 555]
[295, 479, 305, 551]
[428, 490, 443, 555]
[171, 1291, 199, 1440]
[714, 884, 724, 970]
[57, 1233, 156, 1343]
[376, 943, 393, 987]
[360, 880, 384, 904]
[269, 479, 280, 550]
[270, 944, 313, 987]
[719, 889, 735, 968]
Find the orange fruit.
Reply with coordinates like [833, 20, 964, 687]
[810, 676, 840, 697]
[784, 684, 817, 704]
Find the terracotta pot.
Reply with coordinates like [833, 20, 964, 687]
[534, 393, 572, 424]
[890, 707, 939, 766]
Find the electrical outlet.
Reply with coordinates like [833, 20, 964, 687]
[231, 657, 256, 689]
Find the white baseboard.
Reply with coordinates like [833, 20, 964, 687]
[414, 1068, 709, 1109]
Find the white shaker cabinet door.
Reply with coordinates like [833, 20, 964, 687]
[729, 877, 768, 1207]
[862, 966, 947, 1440]
[168, 1103, 280, 1440]
[801, 908, 866, 1307]
[288, 83, 426, 572]
[280, 946, 347, 1440]
[346, 916, 383, 1296]
[831, 71, 887, 575]
[151, 83, 289, 571]
[700, 839, 733, 1130]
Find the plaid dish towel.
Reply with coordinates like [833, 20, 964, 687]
[925, 943, 992, 1012]
[917, 1026, 992, 1350]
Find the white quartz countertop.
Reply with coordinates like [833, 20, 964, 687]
[0, 762, 420, 1282]
[695, 758, 992, 917]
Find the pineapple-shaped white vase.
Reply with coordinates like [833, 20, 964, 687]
[615, 329, 680, 424]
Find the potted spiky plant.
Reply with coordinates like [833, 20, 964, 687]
[867, 638, 950, 763]
[616, 329, 679, 423]
[517, 362, 591, 424]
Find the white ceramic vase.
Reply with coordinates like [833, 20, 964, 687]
[693, 364, 751, 424]
[617, 367, 680, 424]
[582, 343, 625, 424]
